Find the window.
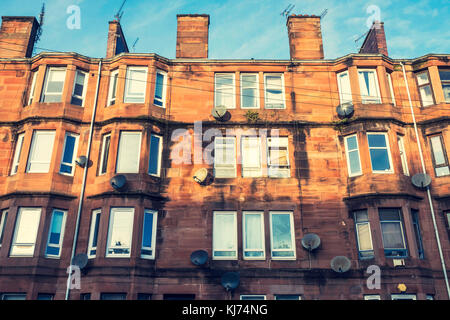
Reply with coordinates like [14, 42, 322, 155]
[397, 135, 409, 176]
[379, 208, 407, 258]
[429, 134, 450, 177]
[241, 73, 259, 109]
[275, 295, 302, 300]
[71, 69, 88, 106]
[426, 294, 434, 300]
[100, 293, 126, 300]
[411, 209, 424, 259]
[416, 70, 434, 106]
[391, 294, 416, 300]
[269, 211, 296, 259]
[214, 137, 236, 178]
[337, 70, 352, 105]
[1, 294, 26, 300]
[215, 73, 235, 109]
[26, 130, 56, 173]
[264, 73, 285, 109]
[439, 68, 450, 103]
[27, 70, 38, 105]
[124, 66, 147, 103]
[10, 207, 41, 257]
[353, 210, 374, 259]
[163, 294, 195, 300]
[107, 69, 119, 106]
[153, 70, 167, 107]
[106, 208, 134, 257]
[80, 293, 91, 300]
[45, 209, 67, 258]
[116, 131, 142, 173]
[212, 211, 237, 260]
[358, 69, 381, 104]
[148, 134, 162, 176]
[367, 132, 394, 173]
[87, 209, 101, 258]
[241, 136, 262, 177]
[37, 294, 54, 300]
[386, 72, 396, 105]
[137, 293, 152, 300]
[59, 132, 79, 176]
[10, 133, 25, 175]
[141, 209, 157, 259]
[98, 133, 111, 175]
[344, 134, 362, 177]
[242, 211, 265, 259]
[446, 211, 450, 232]
[240, 295, 266, 300]
[364, 295, 381, 300]
[0, 209, 8, 247]
[267, 137, 290, 178]
[41, 67, 66, 103]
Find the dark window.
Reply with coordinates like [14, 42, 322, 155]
[100, 293, 126, 300]
[379, 208, 408, 258]
[137, 293, 152, 300]
[353, 209, 374, 259]
[37, 293, 54, 300]
[411, 209, 424, 259]
[163, 294, 195, 300]
[438, 68, 450, 103]
[80, 293, 91, 300]
[429, 134, 450, 177]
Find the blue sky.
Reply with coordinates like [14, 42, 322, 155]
[0, 0, 448, 59]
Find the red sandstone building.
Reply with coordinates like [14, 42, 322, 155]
[0, 13, 449, 300]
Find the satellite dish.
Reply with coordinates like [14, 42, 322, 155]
[331, 256, 351, 273]
[75, 155, 87, 168]
[71, 253, 88, 270]
[212, 105, 227, 120]
[110, 174, 127, 191]
[411, 173, 432, 189]
[336, 103, 354, 118]
[221, 272, 240, 291]
[193, 168, 208, 184]
[190, 250, 209, 266]
[301, 233, 321, 251]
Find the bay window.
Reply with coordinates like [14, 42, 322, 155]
[124, 66, 147, 103]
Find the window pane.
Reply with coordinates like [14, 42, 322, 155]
[416, 72, 429, 85]
[148, 135, 161, 176]
[108, 71, 119, 105]
[213, 212, 236, 258]
[348, 150, 362, 174]
[369, 149, 391, 171]
[439, 69, 450, 81]
[380, 222, 405, 249]
[358, 70, 380, 103]
[100, 293, 126, 300]
[100, 135, 111, 175]
[46, 69, 65, 93]
[354, 210, 368, 222]
[368, 134, 387, 148]
[214, 138, 236, 178]
[27, 131, 56, 173]
[49, 211, 64, 245]
[265, 75, 284, 108]
[419, 85, 434, 106]
[62, 135, 76, 164]
[346, 136, 357, 150]
[0, 210, 8, 245]
[241, 74, 258, 108]
[337, 71, 352, 104]
[107, 208, 134, 257]
[88, 210, 100, 257]
[442, 84, 450, 102]
[215, 74, 234, 108]
[357, 223, 372, 251]
[242, 137, 261, 177]
[125, 67, 147, 103]
[271, 214, 293, 250]
[10, 208, 41, 256]
[244, 213, 263, 256]
[154, 72, 165, 107]
[430, 136, 446, 165]
[116, 132, 141, 173]
[11, 133, 25, 175]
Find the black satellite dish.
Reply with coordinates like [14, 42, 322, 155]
[71, 253, 88, 270]
[190, 250, 209, 266]
[110, 175, 127, 191]
[221, 272, 240, 291]
[336, 103, 354, 118]
[301, 233, 321, 251]
[411, 173, 432, 189]
[331, 256, 351, 273]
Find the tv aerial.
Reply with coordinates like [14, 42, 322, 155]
[115, 0, 127, 22]
[131, 37, 139, 52]
[320, 9, 328, 19]
[34, 3, 45, 45]
[280, 4, 295, 18]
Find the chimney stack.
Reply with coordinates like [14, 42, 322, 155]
[359, 21, 388, 56]
[0, 16, 39, 58]
[176, 14, 209, 59]
[106, 20, 129, 58]
[286, 15, 324, 60]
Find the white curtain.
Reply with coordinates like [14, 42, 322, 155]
[245, 214, 262, 250]
[117, 132, 141, 173]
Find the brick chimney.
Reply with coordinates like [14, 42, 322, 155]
[0, 16, 39, 58]
[286, 15, 324, 60]
[106, 20, 129, 58]
[359, 21, 388, 56]
[176, 14, 209, 59]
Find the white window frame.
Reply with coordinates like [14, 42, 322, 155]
[98, 133, 111, 175]
[40, 66, 66, 103]
[367, 132, 394, 174]
[107, 69, 119, 106]
[353, 210, 374, 259]
[1, 294, 26, 300]
[124, 66, 148, 104]
[391, 294, 416, 300]
[267, 137, 290, 178]
[45, 209, 67, 258]
[358, 69, 382, 104]
[386, 72, 396, 106]
[429, 134, 450, 177]
[140, 209, 158, 259]
[27, 70, 38, 105]
[337, 70, 353, 105]
[275, 295, 302, 300]
[148, 134, 162, 177]
[269, 211, 296, 260]
[241, 136, 262, 177]
[344, 134, 363, 177]
[70, 69, 88, 107]
[0, 209, 8, 247]
[87, 209, 101, 258]
[416, 70, 434, 107]
[10, 133, 25, 175]
[240, 73, 260, 109]
[397, 135, 409, 176]
[364, 295, 381, 300]
[240, 295, 267, 300]
[242, 211, 265, 260]
[264, 73, 286, 109]
[215, 73, 236, 109]
[59, 132, 79, 176]
[106, 207, 135, 258]
[214, 137, 237, 178]
[10, 207, 41, 257]
[26, 130, 56, 173]
[212, 211, 237, 260]
[116, 131, 142, 174]
[153, 70, 167, 108]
